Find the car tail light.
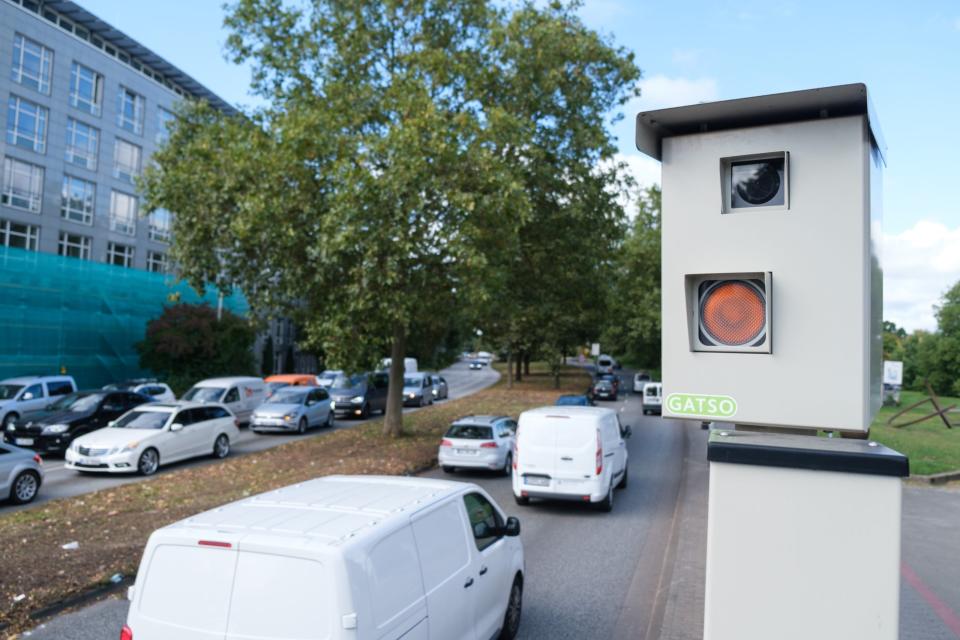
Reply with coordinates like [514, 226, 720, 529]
[699, 279, 766, 347]
[33, 454, 42, 465]
[198, 540, 232, 548]
[513, 440, 518, 470]
[440, 439, 453, 447]
[480, 441, 498, 448]
[596, 430, 603, 475]
[120, 625, 133, 640]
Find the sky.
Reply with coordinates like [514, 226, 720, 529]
[77, 0, 960, 332]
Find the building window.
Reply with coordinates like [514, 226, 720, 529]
[64, 118, 99, 170]
[147, 250, 169, 273]
[116, 87, 144, 135]
[1, 219, 39, 251]
[69, 62, 103, 116]
[109, 190, 137, 235]
[156, 108, 176, 144]
[58, 231, 91, 260]
[1, 157, 44, 213]
[113, 139, 141, 184]
[106, 242, 134, 268]
[148, 208, 172, 242]
[61, 175, 96, 225]
[6, 95, 48, 153]
[11, 34, 53, 94]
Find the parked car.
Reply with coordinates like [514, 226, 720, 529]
[0, 442, 43, 504]
[596, 354, 616, 374]
[65, 401, 240, 476]
[469, 360, 485, 370]
[512, 406, 630, 512]
[330, 372, 389, 419]
[104, 380, 176, 403]
[4, 390, 152, 455]
[315, 369, 345, 388]
[598, 373, 620, 393]
[430, 373, 449, 401]
[402, 372, 435, 407]
[440, 415, 517, 476]
[592, 379, 617, 401]
[642, 382, 663, 415]
[181, 377, 267, 425]
[251, 386, 332, 434]
[123, 476, 524, 640]
[264, 374, 318, 398]
[0, 375, 77, 430]
[555, 394, 594, 406]
[380, 357, 418, 373]
[633, 372, 651, 393]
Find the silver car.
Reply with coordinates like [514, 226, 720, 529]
[402, 373, 434, 407]
[439, 415, 517, 476]
[250, 387, 333, 434]
[429, 373, 449, 401]
[0, 441, 43, 504]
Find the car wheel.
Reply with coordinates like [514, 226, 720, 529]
[297, 417, 307, 435]
[514, 494, 529, 506]
[360, 404, 370, 420]
[3, 413, 18, 430]
[502, 453, 513, 477]
[10, 470, 39, 504]
[418, 396, 425, 408]
[212, 434, 230, 459]
[137, 448, 160, 476]
[442, 465, 455, 474]
[617, 466, 628, 489]
[499, 576, 523, 640]
[596, 483, 614, 512]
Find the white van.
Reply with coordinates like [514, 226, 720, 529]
[381, 357, 418, 373]
[596, 355, 616, 375]
[123, 475, 525, 640]
[181, 377, 266, 424]
[512, 406, 630, 512]
[642, 382, 663, 415]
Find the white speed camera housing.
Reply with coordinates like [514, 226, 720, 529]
[638, 84, 885, 433]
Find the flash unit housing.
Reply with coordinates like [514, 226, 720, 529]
[688, 273, 772, 353]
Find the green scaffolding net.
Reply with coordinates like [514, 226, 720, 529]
[0, 246, 248, 388]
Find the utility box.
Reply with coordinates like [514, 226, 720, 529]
[636, 84, 885, 433]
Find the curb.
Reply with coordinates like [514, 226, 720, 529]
[912, 470, 960, 485]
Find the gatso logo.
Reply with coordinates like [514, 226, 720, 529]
[665, 393, 738, 419]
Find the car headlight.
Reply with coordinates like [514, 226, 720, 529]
[5, 423, 15, 431]
[407, 393, 416, 399]
[120, 441, 140, 453]
[351, 396, 364, 404]
[283, 414, 295, 422]
[41, 424, 69, 435]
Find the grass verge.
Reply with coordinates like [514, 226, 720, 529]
[0, 364, 589, 636]
[869, 390, 960, 476]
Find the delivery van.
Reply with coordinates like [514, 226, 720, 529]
[512, 406, 630, 512]
[181, 377, 266, 424]
[380, 357, 418, 373]
[123, 475, 525, 640]
[642, 382, 663, 415]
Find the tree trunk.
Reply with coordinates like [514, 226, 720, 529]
[554, 352, 561, 389]
[506, 350, 514, 389]
[524, 353, 531, 376]
[382, 324, 407, 437]
[515, 351, 523, 382]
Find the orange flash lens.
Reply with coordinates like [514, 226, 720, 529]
[701, 281, 765, 346]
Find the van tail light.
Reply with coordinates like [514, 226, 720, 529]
[120, 625, 133, 640]
[198, 540, 232, 548]
[480, 441, 498, 448]
[513, 440, 518, 470]
[596, 430, 603, 476]
[33, 454, 42, 465]
[440, 439, 453, 447]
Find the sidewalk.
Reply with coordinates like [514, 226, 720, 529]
[655, 425, 960, 640]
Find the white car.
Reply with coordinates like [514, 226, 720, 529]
[123, 475, 525, 640]
[633, 373, 651, 393]
[440, 415, 517, 475]
[512, 406, 630, 512]
[65, 402, 240, 476]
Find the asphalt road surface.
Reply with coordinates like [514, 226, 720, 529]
[5, 361, 500, 512]
[25, 389, 688, 640]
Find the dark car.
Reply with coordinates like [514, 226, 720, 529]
[555, 394, 595, 406]
[3, 390, 152, 455]
[330, 372, 389, 419]
[592, 380, 617, 401]
[469, 360, 484, 370]
[598, 373, 620, 393]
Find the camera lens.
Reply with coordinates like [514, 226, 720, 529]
[731, 158, 784, 207]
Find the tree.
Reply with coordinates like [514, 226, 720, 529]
[136, 304, 256, 394]
[144, 0, 520, 436]
[602, 184, 661, 368]
[882, 320, 906, 363]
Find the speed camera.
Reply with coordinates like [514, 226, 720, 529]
[637, 84, 885, 433]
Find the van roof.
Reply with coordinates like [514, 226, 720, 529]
[192, 377, 265, 387]
[1, 375, 74, 384]
[162, 476, 469, 550]
[521, 406, 617, 421]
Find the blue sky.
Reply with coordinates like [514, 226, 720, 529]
[78, 0, 960, 331]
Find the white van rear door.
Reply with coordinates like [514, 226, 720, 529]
[553, 422, 598, 482]
[517, 417, 558, 480]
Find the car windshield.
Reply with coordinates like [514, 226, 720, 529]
[446, 424, 494, 439]
[0, 384, 24, 400]
[556, 395, 588, 406]
[316, 372, 340, 386]
[646, 386, 659, 397]
[111, 410, 170, 430]
[596, 381, 613, 390]
[331, 374, 364, 389]
[182, 387, 224, 402]
[404, 377, 423, 387]
[266, 381, 290, 393]
[267, 389, 307, 404]
[51, 393, 104, 412]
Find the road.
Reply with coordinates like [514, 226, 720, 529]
[5, 361, 499, 512]
[25, 386, 691, 640]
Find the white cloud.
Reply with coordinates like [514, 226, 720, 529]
[635, 74, 719, 111]
[883, 220, 960, 332]
[615, 152, 661, 192]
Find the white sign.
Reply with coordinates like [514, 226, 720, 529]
[590, 343, 600, 357]
[883, 361, 903, 386]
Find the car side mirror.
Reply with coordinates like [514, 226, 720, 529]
[170, 423, 184, 432]
[504, 516, 521, 537]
